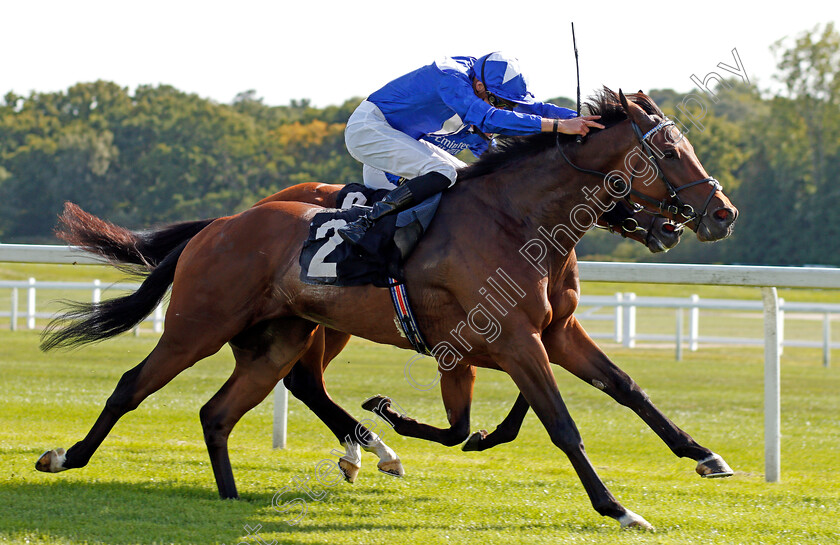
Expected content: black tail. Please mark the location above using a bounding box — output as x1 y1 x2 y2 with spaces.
56 202 215 272
40 240 189 351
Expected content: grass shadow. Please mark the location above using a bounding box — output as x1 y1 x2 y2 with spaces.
0 480 269 545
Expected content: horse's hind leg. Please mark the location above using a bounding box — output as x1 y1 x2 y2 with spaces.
200 318 319 499
462 393 530 452
362 363 475 448
36 328 227 474
284 327 402 481
544 317 733 478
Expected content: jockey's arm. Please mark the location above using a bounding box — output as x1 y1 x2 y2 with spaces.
513 100 605 137
542 115 604 136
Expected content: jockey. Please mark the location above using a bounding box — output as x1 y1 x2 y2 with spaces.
338 51 604 245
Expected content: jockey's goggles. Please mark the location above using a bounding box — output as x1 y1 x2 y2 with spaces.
487 93 516 111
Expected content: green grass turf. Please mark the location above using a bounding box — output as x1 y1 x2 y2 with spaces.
1 325 839 544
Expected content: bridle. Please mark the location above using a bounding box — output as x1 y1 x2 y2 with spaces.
627 118 723 227
595 199 681 249
558 116 723 228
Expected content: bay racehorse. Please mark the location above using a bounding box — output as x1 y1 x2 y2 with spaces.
37 89 737 529
50 179 683 482
250 182 688 460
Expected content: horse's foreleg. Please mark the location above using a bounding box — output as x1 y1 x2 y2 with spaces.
493 334 652 529
462 393 529 452
284 327 403 481
362 363 475 448
544 317 732 478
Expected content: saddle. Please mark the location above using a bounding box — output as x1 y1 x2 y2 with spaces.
299 184 441 287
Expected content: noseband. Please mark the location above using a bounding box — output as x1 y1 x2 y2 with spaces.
596 200 678 249
598 201 648 235
557 117 723 228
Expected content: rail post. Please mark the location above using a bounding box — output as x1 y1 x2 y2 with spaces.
689 294 700 351
10 288 18 331
153 303 164 333
778 297 785 355
614 292 623 343
761 287 781 483
27 277 36 330
273 383 289 449
622 292 636 348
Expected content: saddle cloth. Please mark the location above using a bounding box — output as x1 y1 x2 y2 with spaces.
299 183 441 287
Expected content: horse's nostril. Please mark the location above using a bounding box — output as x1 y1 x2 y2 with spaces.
714 208 731 222
663 223 676 233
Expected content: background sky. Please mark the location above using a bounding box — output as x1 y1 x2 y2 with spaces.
2 0 835 108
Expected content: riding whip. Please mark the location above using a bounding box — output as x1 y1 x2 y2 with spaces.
572 22 582 144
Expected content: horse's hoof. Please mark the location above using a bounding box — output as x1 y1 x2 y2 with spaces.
618 510 655 531
35 448 68 473
361 395 390 412
338 458 360 483
461 430 488 452
377 459 404 478
696 453 734 478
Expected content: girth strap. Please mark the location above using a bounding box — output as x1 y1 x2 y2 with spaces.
388 278 433 356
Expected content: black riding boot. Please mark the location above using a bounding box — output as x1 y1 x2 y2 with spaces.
338 171 451 246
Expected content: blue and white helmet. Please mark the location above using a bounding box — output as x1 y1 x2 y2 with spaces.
477 52 535 104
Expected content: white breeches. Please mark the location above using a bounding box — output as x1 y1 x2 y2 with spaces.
345 100 467 190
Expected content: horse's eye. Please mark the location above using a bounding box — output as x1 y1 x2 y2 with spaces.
663 149 677 159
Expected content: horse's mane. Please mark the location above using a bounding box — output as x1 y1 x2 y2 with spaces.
458 86 663 182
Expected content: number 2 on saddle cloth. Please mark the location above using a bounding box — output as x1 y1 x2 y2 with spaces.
298 183 442 288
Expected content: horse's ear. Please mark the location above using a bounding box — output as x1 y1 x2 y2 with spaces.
619 89 630 111
620 88 646 122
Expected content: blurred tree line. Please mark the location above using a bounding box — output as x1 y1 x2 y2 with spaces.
1 24 837 265
578 23 840 265
0 85 361 238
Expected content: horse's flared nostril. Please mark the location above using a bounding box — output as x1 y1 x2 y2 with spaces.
661 222 683 235
713 207 737 225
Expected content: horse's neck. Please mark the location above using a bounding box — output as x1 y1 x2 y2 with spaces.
438 126 636 284
478 127 636 236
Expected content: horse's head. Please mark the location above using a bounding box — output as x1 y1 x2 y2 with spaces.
598 200 683 253
618 90 738 242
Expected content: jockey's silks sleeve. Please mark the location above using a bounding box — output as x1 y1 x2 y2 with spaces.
368 56 577 141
